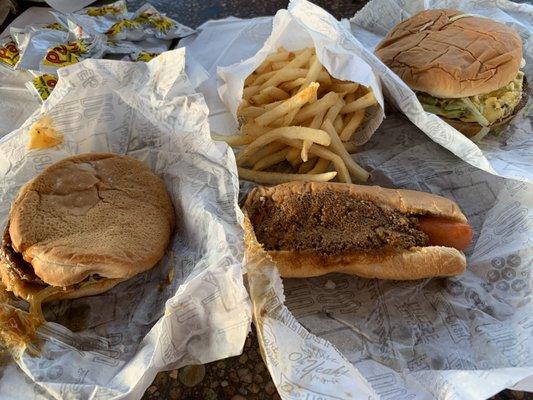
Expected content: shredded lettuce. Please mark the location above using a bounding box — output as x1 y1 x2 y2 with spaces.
417 71 524 125
461 98 490 126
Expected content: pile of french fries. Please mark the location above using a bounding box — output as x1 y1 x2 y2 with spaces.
213 47 378 185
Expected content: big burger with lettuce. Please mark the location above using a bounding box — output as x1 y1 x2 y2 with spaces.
375 9 528 138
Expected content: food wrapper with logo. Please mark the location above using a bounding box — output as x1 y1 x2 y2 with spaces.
10 22 69 58
26 72 58 101
104 37 170 55
217 0 384 146
13 28 71 71
132 3 196 40
0 35 20 71
122 49 161 62
244 113 533 398
348 0 533 182
9 28 28 52
0 48 252 398
184 0 533 398
61 2 194 42
51 0 128 37
39 34 107 73
81 0 127 17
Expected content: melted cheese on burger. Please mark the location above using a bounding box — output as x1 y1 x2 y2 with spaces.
417 71 525 126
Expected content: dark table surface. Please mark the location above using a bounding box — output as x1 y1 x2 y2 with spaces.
3 1 532 399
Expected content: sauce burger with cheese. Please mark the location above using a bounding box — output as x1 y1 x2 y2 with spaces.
0 153 175 318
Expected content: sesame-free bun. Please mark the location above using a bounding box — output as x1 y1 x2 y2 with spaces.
7 153 175 288
375 9 523 98
268 246 465 280
244 182 468 280
245 181 467 223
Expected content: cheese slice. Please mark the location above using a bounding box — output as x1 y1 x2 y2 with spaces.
27 116 63 150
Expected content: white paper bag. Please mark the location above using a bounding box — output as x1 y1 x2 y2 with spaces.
217 0 385 146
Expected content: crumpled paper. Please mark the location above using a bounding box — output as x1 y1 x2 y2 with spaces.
14 28 71 71
248 112 533 399
349 0 533 182
43 0 97 14
217 0 384 146
0 48 251 399
182 0 533 398
0 68 41 138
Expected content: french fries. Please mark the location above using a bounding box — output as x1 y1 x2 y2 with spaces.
238 168 337 185
213 47 378 184
255 83 319 126
236 126 331 165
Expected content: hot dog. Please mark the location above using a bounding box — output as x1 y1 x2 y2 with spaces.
417 216 473 251
243 181 472 280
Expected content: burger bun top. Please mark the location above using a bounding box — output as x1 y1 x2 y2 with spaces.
375 9 523 98
8 153 175 287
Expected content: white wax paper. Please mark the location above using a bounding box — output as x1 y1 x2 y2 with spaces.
217 0 384 146
249 112 533 399
0 69 40 138
182 0 533 398
44 0 97 14
349 0 533 182
0 48 251 399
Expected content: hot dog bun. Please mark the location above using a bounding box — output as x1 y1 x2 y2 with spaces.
267 247 465 280
243 181 469 280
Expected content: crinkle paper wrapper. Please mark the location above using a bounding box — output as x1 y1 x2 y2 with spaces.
349 0 533 182
183 0 533 398
217 0 384 146
0 48 251 399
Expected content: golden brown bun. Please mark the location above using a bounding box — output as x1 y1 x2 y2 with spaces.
244 181 468 280
268 247 466 279
8 153 175 287
245 181 467 223
375 9 523 98
0 261 126 302
441 78 529 137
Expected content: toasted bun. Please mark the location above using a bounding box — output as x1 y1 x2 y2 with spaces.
0 261 125 302
441 78 530 137
245 181 467 222
7 153 175 287
375 9 523 98
268 247 466 279
244 181 468 280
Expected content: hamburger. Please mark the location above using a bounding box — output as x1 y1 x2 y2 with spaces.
374 9 528 138
243 182 473 280
0 153 175 315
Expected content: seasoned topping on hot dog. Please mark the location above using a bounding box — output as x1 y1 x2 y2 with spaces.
248 190 429 254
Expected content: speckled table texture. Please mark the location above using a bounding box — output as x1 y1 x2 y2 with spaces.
5 1 532 399
140 326 531 400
